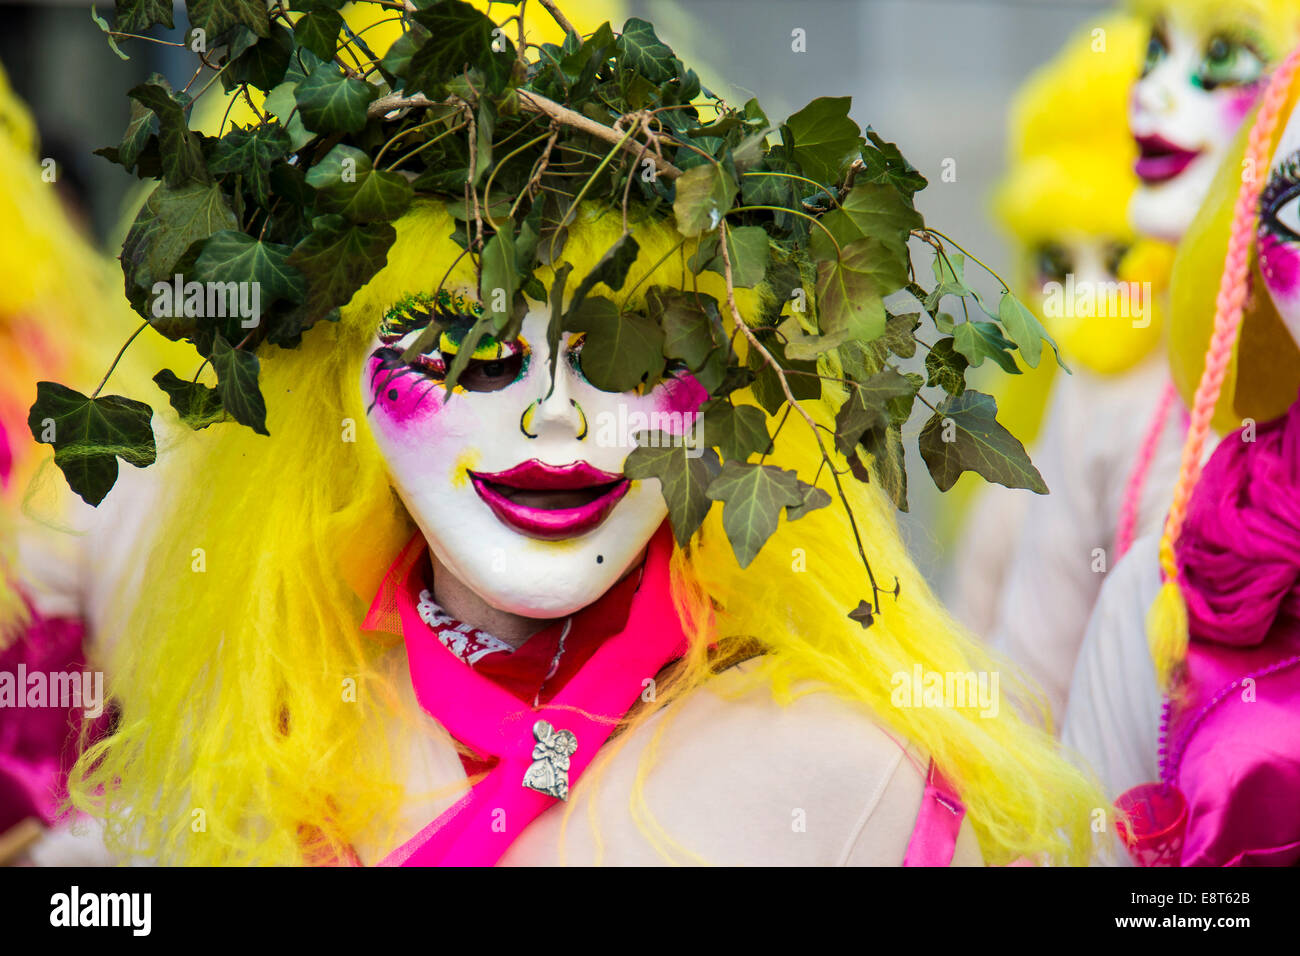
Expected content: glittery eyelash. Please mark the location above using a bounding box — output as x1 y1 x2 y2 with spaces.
1259 150 1300 242
378 290 485 344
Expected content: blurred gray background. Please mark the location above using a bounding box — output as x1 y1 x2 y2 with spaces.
0 0 1120 582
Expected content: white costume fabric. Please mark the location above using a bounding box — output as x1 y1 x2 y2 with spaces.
969 355 1185 725
358 660 984 867
1060 532 1163 799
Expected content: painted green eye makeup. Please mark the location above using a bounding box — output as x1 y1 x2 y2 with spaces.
1193 32 1265 91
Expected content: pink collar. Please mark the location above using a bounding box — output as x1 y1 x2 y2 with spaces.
376 523 687 866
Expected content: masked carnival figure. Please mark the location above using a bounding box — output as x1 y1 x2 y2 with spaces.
949 13 1170 640
39 3 1104 866
976 0 1300 726
1064 44 1300 866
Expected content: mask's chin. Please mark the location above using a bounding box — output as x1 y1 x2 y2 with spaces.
1129 172 1201 244
425 534 646 620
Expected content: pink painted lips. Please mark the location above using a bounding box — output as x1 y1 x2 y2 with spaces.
468 459 630 540
1134 134 1202 185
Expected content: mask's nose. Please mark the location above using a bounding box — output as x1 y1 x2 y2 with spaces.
1133 71 1176 117
521 359 588 440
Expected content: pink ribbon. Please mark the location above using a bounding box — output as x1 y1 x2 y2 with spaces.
379 523 687 866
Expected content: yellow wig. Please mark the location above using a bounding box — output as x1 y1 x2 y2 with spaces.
993 12 1169 402
72 199 1104 866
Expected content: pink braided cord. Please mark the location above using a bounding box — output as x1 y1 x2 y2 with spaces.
1116 379 1181 559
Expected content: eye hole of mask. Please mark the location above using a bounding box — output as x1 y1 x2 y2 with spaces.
458 352 528 392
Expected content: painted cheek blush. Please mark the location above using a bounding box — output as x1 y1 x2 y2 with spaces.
1259 231 1300 304
655 372 709 428
1218 84 1262 131
367 349 448 427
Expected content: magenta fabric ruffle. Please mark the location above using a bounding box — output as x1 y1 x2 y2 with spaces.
0 598 93 836
1169 395 1300 866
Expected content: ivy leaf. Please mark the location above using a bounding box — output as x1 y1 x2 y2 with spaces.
617 17 674 83
882 311 920 359
653 288 719 370
703 400 772 461
998 290 1067 372
227 24 293 92
786 481 831 521
293 9 343 61
294 62 378 134
778 316 849 361
953 320 1020 374
127 76 208 188
688 226 769 288
918 390 1046 494
442 315 491 395
862 422 908 511
704 460 804 568
927 250 969 310
92 6 131 60
859 128 928 196
832 182 923 263
673 164 736 236
263 79 313 151
113 0 174 33
624 438 720 546
26 382 156 506
545 261 574 399
568 233 640 315
288 216 396 327
479 226 521 333
122 181 238 317
380 25 428 83
784 96 863 186
209 334 268 435
305 144 413 223
152 369 225 430
566 297 665 392
208 123 291 208
816 237 906 342
924 337 968 396
409 0 502 98
833 368 916 455
848 600 875 629
194 230 307 315
187 0 270 39
99 97 154 171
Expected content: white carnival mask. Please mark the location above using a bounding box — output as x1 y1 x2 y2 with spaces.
361 289 707 619
1258 99 1300 347
1130 11 1268 242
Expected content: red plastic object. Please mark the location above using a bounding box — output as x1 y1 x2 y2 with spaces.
1115 783 1187 866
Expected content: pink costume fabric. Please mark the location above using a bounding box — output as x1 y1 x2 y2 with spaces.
0 596 96 836
1157 393 1300 865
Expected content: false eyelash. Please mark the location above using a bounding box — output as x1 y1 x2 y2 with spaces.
1259 150 1300 242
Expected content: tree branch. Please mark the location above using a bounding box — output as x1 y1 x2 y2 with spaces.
367 89 683 179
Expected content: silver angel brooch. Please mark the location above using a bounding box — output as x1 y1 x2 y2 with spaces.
521 719 579 801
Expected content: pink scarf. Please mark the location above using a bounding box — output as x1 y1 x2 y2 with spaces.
377 523 688 866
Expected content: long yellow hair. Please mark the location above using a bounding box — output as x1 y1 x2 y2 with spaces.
72 201 1103 865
